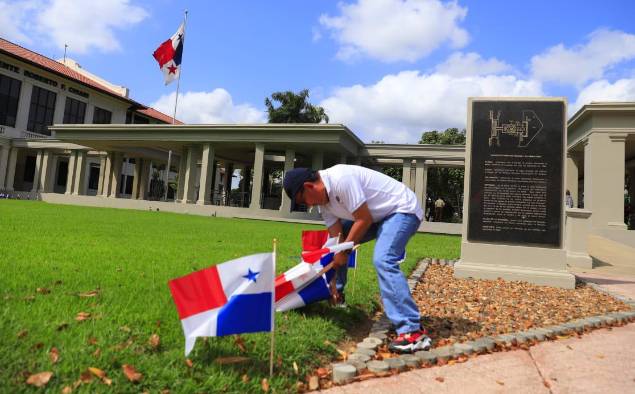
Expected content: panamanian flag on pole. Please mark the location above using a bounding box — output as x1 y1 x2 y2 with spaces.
153 22 184 85
275 239 354 312
168 253 274 356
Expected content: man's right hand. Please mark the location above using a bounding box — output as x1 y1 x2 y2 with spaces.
333 251 349 268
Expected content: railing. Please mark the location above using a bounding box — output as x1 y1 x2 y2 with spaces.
0 126 5 135
21 131 47 139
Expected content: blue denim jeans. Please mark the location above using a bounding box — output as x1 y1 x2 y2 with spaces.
337 213 422 334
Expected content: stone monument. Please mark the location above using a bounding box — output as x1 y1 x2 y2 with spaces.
455 97 575 288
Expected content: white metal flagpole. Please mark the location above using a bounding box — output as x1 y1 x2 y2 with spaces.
165 10 188 201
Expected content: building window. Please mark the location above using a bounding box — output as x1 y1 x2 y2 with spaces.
63 97 86 124
92 107 112 124
0 74 21 127
27 85 56 135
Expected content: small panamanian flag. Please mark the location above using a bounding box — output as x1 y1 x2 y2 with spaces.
153 22 184 85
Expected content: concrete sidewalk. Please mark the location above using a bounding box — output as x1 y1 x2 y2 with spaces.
324 271 635 393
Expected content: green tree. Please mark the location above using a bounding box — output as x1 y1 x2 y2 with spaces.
419 128 466 222
265 89 329 123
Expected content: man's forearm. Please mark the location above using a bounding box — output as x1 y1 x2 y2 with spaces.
344 218 372 245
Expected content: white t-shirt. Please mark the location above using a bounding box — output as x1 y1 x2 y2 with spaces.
318 165 423 227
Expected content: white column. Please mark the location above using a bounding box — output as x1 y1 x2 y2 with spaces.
176 150 187 202
109 152 122 198
197 144 215 205
182 146 198 204
312 151 323 170
73 151 86 195
0 145 9 189
97 155 106 196
628 166 635 230
566 152 579 208
15 80 33 132
138 159 150 200
131 158 141 200
65 151 77 195
53 92 67 125
402 159 412 189
5 147 18 191
415 159 427 212
31 150 43 193
40 150 54 192
249 143 265 210
584 133 627 230
280 149 295 212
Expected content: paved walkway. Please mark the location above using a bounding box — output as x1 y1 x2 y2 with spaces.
324 269 635 394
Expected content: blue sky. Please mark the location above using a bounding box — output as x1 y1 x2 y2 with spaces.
2 0 635 143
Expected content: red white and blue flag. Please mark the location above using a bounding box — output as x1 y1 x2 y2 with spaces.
275 237 354 312
168 253 274 356
153 22 185 85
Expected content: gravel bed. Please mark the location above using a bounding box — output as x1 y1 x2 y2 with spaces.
412 265 631 348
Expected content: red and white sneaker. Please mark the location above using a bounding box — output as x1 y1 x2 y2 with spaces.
388 329 432 353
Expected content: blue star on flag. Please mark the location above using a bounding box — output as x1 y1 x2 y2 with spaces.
243 268 260 283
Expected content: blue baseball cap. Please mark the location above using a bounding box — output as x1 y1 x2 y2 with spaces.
283 168 317 201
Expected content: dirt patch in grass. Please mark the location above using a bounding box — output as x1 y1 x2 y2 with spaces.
412 265 631 348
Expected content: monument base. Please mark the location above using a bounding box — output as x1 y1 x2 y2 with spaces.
456 242 576 289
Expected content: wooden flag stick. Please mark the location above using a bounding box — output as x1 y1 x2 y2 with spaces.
351 245 359 301
269 238 278 379
270 238 277 377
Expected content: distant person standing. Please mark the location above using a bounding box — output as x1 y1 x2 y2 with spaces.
565 190 574 208
434 197 445 221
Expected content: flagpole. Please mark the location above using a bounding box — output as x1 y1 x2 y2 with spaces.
270 238 277 377
165 9 188 201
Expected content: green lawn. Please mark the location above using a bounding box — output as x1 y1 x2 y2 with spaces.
0 200 460 392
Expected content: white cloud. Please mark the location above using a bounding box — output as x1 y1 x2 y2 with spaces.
320 70 543 143
151 89 266 124
319 0 468 63
572 78 635 113
531 29 635 86
0 0 147 54
435 52 512 77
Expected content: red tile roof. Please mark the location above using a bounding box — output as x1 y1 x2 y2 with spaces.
137 107 184 125
0 37 181 125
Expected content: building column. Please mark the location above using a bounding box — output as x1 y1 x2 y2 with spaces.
31 150 43 193
109 152 122 198
312 151 323 170
73 151 86 195
628 166 635 230
566 152 580 208
182 146 198 204
249 143 265 210
402 159 412 189
15 80 33 132
131 158 141 199
97 155 107 196
584 133 627 230
138 159 150 200
39 150 54 192
280 149 295 212
53 92 67 125
5 147 18 191
0 145 9 189
197 144 215 205
65 151 77 195
176 151 187 202
415 159 427 212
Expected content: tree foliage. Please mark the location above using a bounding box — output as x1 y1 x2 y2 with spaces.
265 89 329 123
